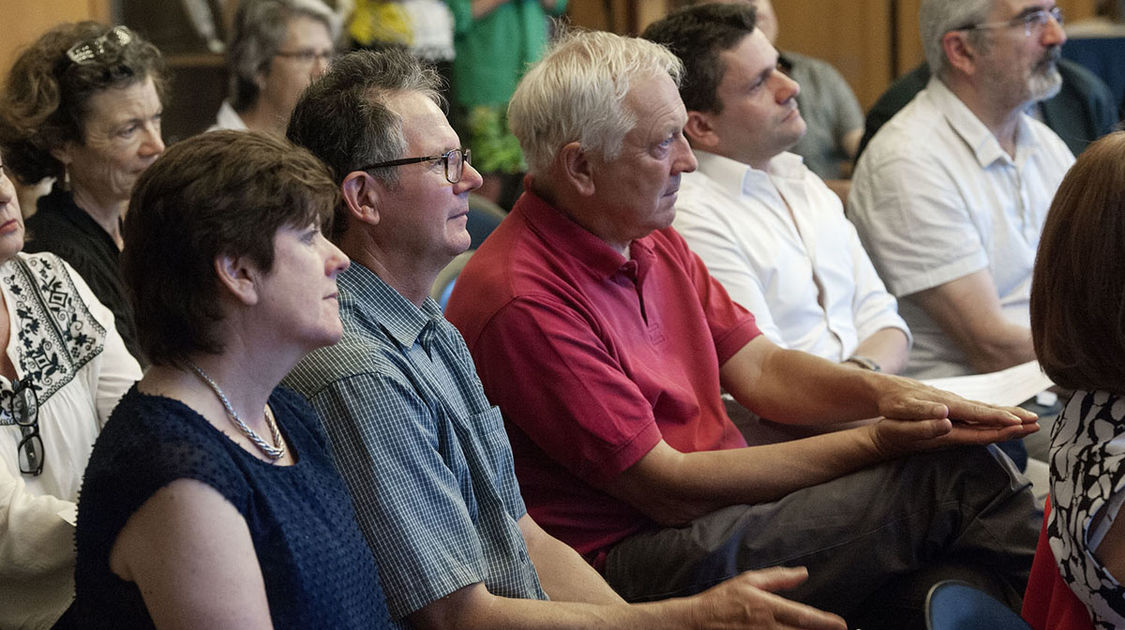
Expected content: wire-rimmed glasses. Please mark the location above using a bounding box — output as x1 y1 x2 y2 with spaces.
359 148 472 184
6 377 41 476
960 6 1063 38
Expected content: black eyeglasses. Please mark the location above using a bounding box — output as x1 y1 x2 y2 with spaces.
359 148 472 184
959 6 1063 38
6 377 41 476
274 49 336 65
66 25 134 65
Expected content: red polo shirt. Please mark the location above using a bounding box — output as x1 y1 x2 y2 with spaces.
446 188 759 565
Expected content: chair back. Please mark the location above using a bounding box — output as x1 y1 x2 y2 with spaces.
431 249 475 310
926 580 1032 630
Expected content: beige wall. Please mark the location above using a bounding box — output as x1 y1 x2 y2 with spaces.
0 0 111 82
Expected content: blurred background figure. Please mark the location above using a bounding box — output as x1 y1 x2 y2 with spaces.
1031 130 1125 630
747 0 864 183
0 155 141 629
71 131 393 628
446 0 568 209
213 0 339 134
347 0 456 109
0 22 167 363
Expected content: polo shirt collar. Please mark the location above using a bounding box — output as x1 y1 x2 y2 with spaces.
519 186 653 279
338 261 442 349
928 76 1035 169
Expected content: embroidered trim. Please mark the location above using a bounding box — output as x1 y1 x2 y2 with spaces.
0 254 106 408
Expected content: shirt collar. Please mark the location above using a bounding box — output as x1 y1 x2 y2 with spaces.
927 76 1035 169
338 261 443 349
517 185 654 280
693 150 806 197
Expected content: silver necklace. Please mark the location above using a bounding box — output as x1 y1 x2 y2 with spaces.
188 362 285 460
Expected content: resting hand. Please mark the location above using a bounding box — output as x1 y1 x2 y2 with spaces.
873 374 1037 428
868 415 1039 457
687 567 847 629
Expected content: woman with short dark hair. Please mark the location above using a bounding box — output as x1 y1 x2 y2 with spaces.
71 130 392 628
0 22 168 362
1031 130 1125 628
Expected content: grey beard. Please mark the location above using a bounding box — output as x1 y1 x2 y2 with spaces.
1028 63 1063 103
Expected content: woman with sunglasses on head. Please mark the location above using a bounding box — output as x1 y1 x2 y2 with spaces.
0 22 167 364
0 160 141 626
70 130 392 628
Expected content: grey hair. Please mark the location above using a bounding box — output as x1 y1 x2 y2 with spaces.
286 49 443 239
509 29 683 175
227 0 339 111
920 0 995 77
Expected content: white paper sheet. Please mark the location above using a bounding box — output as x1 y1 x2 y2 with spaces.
921 360 1054 407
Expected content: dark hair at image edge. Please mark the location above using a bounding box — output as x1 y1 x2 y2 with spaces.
1031 131 1125 394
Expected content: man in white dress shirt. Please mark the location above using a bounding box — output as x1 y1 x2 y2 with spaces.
849 0 1075 379
645 3 911 375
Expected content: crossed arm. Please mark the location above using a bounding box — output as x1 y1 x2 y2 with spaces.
909 269 1036 374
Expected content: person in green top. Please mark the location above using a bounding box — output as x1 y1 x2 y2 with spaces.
446 0 567 208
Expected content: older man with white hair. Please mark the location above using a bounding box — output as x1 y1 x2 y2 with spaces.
850 0 1075 380
447 26 1042 630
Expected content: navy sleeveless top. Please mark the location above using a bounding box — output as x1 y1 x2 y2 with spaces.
72 385 393 628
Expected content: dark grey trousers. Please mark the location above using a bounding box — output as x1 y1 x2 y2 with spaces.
603 445 1038 630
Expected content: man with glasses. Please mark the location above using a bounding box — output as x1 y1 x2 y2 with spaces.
282 49 846 630
850 0 1076 381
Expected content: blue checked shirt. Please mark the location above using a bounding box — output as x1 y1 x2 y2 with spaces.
284 263 545 623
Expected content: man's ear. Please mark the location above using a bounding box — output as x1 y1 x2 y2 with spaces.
341 171 382 227
213 253 260 307
557 141 595 196
942 31 977 77
685 110 719 152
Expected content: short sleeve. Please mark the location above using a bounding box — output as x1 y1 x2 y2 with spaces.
849 151 989 297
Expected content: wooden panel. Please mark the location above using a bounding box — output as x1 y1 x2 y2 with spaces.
568 0 670 34
0 0 112 82
773 0 893 110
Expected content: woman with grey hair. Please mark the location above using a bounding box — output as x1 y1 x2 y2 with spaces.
211 0 339 134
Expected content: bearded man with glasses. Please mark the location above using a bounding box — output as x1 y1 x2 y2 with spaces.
851 1 1076 382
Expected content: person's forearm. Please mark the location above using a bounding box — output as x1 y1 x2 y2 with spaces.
601 429 887 526
0 482 76 581
411 572 846 630
960 323 1036 374
848 327 910 375
731 345 884 425
519 516 624 605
